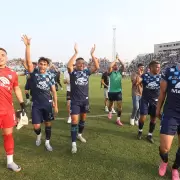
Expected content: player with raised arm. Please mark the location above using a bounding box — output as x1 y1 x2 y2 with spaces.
0 48 25 172
137 60 161 143
67 44 99 154
21 35 58 152
157 64 180 179
107 54 125 126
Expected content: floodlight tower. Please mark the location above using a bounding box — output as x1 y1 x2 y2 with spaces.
112 26 116 61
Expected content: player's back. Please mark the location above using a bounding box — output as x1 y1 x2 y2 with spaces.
0 67 18 113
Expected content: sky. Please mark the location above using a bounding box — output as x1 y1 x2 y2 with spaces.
1 0 180 63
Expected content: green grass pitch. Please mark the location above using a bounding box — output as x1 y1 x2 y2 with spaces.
0 75 178 180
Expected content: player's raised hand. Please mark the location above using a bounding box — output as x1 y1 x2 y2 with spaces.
90 44 96 56
74 43 78 54
21 35 31 46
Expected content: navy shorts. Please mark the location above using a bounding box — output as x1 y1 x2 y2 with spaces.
140 98 157 117
160 114 180 135
25 79 31 90
70 100 89 115
108 92 122 101
32 104 54 124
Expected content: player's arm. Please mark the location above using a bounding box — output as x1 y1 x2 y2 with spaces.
21 59 28 70
89 45 99 74
108 60 117 74
51 85 58 113
135 76 143 86
67 44 78 73
101 75 108 88
156 80 167 119
21 35 34 73
116 56 125 72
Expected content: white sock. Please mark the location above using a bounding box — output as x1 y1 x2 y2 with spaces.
139 129 143 132
117 117 120 121
37 133 41 141
45 140 50 144
72 142 76 146
7 155 13 165
148 133 152 136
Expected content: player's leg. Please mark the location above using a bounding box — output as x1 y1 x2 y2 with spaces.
2 111 21 172
67 93 71 123
104 89 109 112
43 105 54 151
25 80 30 105
159 115 177 177
138 98 148 139
32 106 43 146
70 102 80 153
116 92 123 126
108 92 114 119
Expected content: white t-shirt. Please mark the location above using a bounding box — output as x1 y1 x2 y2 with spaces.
64 71 71 92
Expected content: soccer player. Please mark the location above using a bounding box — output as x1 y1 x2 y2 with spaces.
21 35 58 151
137 60 161 143
156 64 180 179
107 55 125 126
0 47 25 172
101 70 116 113
130 63 144 126
63 68 71 123
67 44 99 154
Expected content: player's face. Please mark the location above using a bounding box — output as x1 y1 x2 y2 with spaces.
38 61 49 73
76 60 85 71
113 63 118 71
151 64 161 74
0 50 7 67
138 66 144 74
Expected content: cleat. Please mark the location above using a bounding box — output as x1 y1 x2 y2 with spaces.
147 135 154 144
105 106 109 112
7 162 21 172
172 169 180 180
67 117 71 124
116 120 123 126
36 133 42 146
130 118 135 126
135 120 139 126
159 161 168 177
77 134 86 143
71 144 77 154
108 112 112 120
45 143 53 152
137 131 142 140
112 108 116 114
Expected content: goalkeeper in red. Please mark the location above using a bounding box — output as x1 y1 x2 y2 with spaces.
0 48 25 172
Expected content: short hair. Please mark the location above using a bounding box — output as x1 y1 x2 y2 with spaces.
76 57 84 62
149 60 160 67
137 63 144 68
0 48 7 54
38 57 50 65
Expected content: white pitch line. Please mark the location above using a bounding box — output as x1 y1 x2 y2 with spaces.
55 112 131 120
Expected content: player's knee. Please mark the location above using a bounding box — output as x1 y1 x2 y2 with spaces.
34 124 41 129
45 121 51 127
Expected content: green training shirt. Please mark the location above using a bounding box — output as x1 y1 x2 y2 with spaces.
108 71 122 92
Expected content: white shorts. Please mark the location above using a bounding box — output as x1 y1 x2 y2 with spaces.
104 88 108 99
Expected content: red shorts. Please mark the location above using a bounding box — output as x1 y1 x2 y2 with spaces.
0 109 16 129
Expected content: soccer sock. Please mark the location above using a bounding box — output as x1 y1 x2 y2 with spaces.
78 120 85 134
138 122 144 132
149 121 156 135
34 128 41 135
45 126 51 141
3 134 14 164
26 93 30 99
172 148 180 169
159 147 168 163
71 124 78 142
117 111 121 121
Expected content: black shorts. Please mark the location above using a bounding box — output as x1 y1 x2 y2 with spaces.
108 92 122 101
70 100 89 115
66 91 71 101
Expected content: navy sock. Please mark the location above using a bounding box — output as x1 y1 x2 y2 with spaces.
149 122 156 134
71 124 78 142
34 128 41 135
78 120 85 134
173 148 180 169
45 126 51 140
159 147 168 163
26 93 30 99
117 111 121 117
139 122 144 131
